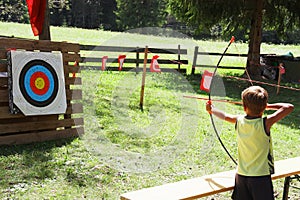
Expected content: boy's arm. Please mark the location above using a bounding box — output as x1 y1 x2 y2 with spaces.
265 103 294 130
206 101 238 124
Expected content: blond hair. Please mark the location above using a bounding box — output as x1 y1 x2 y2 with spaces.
242 86 268 115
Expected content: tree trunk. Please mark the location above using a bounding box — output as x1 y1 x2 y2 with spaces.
39 0 51 40
246 0 263 79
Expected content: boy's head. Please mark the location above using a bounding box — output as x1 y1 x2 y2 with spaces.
241 86 268 116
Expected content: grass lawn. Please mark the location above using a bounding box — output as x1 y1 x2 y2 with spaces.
0 22 299 199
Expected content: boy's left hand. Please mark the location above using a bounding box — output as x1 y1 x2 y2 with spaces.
206 100 212 114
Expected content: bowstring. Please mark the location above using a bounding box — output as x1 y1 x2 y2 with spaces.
209 38 237 165
233 43 253 86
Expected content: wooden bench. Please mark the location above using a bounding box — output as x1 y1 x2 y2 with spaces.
120 157 300 200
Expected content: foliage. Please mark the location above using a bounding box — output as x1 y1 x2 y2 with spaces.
115 0 168 31
0 0 29 23
1 0 300 43
169 0 300 41
264 1 300 38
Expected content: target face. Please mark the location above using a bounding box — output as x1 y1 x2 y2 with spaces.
20 60 59 107
8 51 67 116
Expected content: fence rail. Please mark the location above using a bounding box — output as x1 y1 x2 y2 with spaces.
79 44 188 73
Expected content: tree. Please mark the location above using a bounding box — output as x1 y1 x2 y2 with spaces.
115 0 168 31
0 0 29 23
69 0 102 29
49 0 71 26
101 0 117 30
169 0 300 78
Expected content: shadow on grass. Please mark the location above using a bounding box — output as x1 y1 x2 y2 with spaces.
0 138 75 156
0 138 76 187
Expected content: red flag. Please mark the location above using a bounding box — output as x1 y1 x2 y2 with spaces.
102 56 108 71
200 70 213 92
230 36 235 44
26 0 46 36
150 55 161 73
279 64 285 74
118 55 126 71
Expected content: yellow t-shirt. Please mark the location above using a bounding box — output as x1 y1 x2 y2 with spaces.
236 116 274 176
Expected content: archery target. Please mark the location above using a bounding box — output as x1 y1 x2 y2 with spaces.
8 51 67 116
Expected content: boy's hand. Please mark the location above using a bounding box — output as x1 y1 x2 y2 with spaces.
206 100 238 124
206 100 212 114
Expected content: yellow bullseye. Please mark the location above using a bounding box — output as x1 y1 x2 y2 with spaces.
35 77 45 90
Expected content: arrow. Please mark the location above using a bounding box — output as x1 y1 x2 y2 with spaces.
183 95 242 105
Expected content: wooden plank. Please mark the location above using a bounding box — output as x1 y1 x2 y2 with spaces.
195 65 245 70
0 50 6 59
120 157 300 200
148 48 187 55
66 103 83 114
0 63 7 72
0 115 58 124
67 64 81 74
79 45 188 55
81 66 186 73
0 106 23 119
66 89 82 100
80 45 137 52
63 53 81 62
197 52 248 57
0 118 83 135
0 77 7 87
0 127 83 146
0 103 83 119
82 57 188 65
0 88 83 102
0 37 80 53
272 157 300 179
65 77 82 85
0 95 8 103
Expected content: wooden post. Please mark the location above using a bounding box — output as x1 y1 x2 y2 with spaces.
39 0 51 40
177 44 181 71
136 46 139 73
192 46 199 74
282 176 291 200
276 63 284 95
139 46 148 111
276 70 281 95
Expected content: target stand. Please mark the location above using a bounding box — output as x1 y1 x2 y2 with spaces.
8 51 67 116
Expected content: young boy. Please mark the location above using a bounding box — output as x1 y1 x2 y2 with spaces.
206 86 294 200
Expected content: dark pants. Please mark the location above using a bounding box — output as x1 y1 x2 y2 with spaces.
232 174 274 200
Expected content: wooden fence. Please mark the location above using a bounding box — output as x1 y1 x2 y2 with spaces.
80 44 188 73
0 37 83 145
191 46 248 74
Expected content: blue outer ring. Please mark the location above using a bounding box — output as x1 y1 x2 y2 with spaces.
23 65 54 102
19 59 59 107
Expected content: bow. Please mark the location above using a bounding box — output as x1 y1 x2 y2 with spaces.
208 36 237 165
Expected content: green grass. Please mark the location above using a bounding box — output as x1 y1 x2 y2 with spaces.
0 22 299 199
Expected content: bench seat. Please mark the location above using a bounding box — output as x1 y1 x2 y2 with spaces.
120 157 300 200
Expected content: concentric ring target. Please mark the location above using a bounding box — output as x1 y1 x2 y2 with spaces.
19 60 59 107
8 50 67 116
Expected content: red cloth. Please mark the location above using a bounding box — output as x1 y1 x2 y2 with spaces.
118 55 126 71
150 55 161 72
102 56 108 71
200 70 213 92
26 0 46 36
